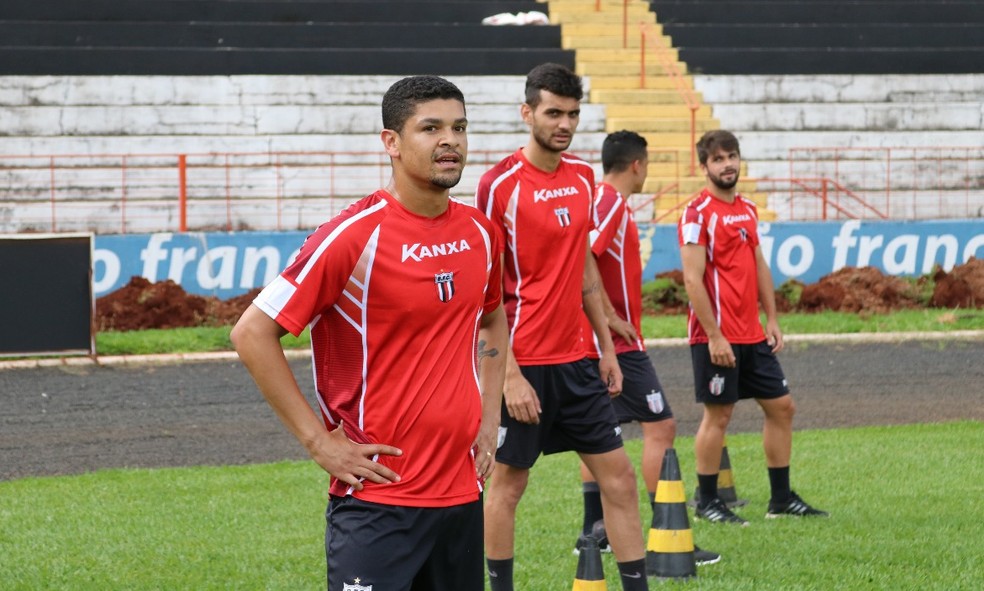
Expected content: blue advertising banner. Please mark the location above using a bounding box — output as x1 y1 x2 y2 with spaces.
93 232 306 300
641 218 984 286
92 220 984 298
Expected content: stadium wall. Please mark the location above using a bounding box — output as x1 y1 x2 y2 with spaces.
92 220 984 299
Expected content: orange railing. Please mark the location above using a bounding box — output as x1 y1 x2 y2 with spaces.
0 150 596 234
2 146 979 233
788 146 984 220
753 177 889 221
638 22 700 175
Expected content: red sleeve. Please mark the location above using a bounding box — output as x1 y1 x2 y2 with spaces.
591 184 625 257
475 171 506 254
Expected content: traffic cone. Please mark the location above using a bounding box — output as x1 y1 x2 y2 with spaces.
646 448 696 580
572 534 607 590
691 438 749 508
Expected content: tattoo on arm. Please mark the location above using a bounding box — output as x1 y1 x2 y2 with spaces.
582 280 600 297
478 339 500 360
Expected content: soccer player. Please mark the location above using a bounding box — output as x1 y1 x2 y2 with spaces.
231 75 508 590
679 129 828 525
478 63 650 591
577 130 720 566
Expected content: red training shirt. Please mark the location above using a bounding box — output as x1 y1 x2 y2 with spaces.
583 182 646 357
254 190 502 507
476 148 595 364
677 189 766 345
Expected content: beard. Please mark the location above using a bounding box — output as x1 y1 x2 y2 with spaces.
532 126 572 154
708 169 739 191
430 170 463 189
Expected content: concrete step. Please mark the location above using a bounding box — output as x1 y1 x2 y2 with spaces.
591 89 704 104
551 10 653 24
694 74 984 104
0 75 536 107
761 188 978 222
746 158 984 192
560 21 664 37
563 34 668 49
605 117 718 133
713 103 983 132
587 74 689 90
576 48 683 64
0 132 610 159
0 103 607 136
724 131 984 161
607 104 713 118
577 61 685 77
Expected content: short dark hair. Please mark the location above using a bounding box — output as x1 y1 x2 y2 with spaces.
696 130 740 165
524 63 583 108
381 76 465 133
602 130 648 174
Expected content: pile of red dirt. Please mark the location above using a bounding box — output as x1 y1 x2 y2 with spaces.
930 257 984 308
96 259 984 331
796 266 926 314
95 276 261 332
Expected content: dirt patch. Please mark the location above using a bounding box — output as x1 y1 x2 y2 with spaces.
95 276 260 331
96 260 984 331
797 266 925 314
930 258 984 308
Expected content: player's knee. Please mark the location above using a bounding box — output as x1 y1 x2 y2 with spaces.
488 467 529 506
598 462 638 502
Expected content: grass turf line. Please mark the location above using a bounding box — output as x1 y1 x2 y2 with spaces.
1 421 981 590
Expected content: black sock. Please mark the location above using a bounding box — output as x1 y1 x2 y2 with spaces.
617 559 648 591
581 481 603 535
768 466 791 503
697 472 719 506
487 557 513 591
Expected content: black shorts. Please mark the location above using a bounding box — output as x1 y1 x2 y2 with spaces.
691 340 790 405
326 496 483 591
496 358 624 469
590 351 674 424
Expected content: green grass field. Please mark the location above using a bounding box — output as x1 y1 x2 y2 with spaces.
89 309 984 356
2 422 981 590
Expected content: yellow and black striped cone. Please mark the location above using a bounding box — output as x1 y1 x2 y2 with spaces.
572 534 607 590
692 438 749 508
646 448 697 580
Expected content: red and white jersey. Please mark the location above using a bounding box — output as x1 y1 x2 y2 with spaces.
476 148 595 364
583 182 645 357
677 189 765 345
254 190 501 508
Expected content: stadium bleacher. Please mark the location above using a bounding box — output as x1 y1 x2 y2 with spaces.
0 0 981 232
647 0 984 74
0 0 573 75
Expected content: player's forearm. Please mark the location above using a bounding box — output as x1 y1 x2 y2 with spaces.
756 251 779 323
687 285 724 339
478 307 508 421
232 306 326 451
583 251 618 354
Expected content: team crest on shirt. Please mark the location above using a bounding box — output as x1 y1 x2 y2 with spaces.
738 227 749 242
435 270 455 303
554 206 571 227
343 579 371 591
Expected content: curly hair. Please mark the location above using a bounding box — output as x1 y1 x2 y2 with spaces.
524 63 583 108
381 76 465 133
696 130 740 165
